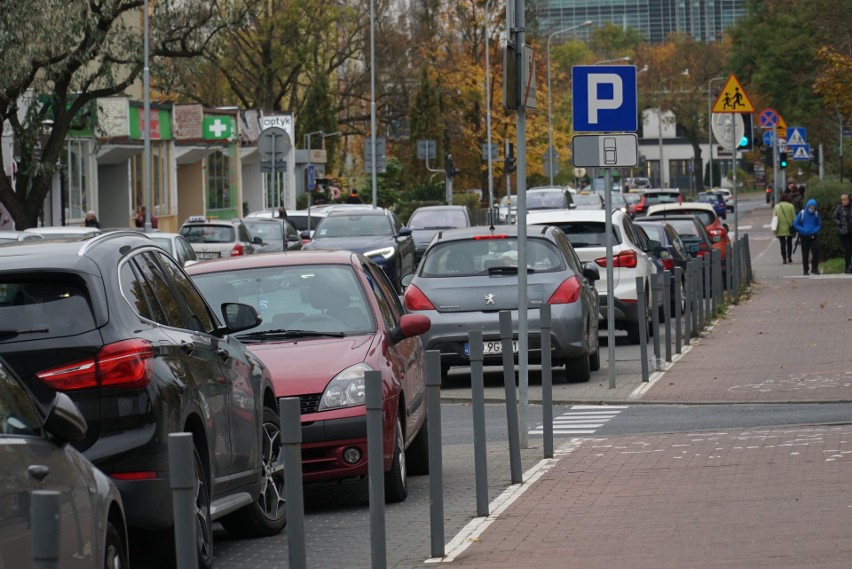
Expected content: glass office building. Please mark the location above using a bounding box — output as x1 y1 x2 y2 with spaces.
536 0 748 43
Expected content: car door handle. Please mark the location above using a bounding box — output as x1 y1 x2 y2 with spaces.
28 464 50 482
180 340 195 355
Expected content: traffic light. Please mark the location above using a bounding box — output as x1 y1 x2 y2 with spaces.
811 147 820 166
762 146 774 166
505 154 516 174
737 113 754 151
779 151 788 169
445 154 459 178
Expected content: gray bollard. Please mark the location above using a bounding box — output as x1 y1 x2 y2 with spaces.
365 370 387 568
499 311 523 485
703 253 712 323
697 256 705 329
732 241 740 297
663 270 672 363
168 433 199 569
683 263 693 342
674 266 683 354
650 282 661 370
715 249 723 307
540 305 554 458
425 352 445 557
636 277 649 382
744 234 753 284
725 243 733 295
279 398 306 569
466 336 489 517
31 490 60 569
709 250 718 316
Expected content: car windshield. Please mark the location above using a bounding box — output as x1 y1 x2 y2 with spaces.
635 223 665 243
180 225 236 243
698 194 721 203
645 193 680 205
526 191 565 210
285 214 322 232
419 237 564 277
408 209 467 229
315 215 393 237
191 264 376 335
244 221 283 241
541 221 622 248
572 194 603 208
0 277 97 342
149 237 174 253
663 219 703 239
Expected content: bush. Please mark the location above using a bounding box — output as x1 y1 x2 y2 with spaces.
802 178 852 259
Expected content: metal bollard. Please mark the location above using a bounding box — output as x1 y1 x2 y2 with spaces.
674 266 683 354
169 433 199 569
279 398 306 569
744 234 753 284
424 352 445 558
499 311 523 485
703 253 712 323
663 270 672 363
636 277 649 382
540 305 554 458
725 243 733 295
697 256 705 329
683 263 693 342
709 250 718 316
365 370 387 568
467 335 490 517
31 490 60 569
732 241 740 297
650 282 661 370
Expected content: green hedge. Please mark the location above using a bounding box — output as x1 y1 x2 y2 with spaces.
803 178 852 259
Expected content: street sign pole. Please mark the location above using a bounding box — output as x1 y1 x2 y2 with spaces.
604 167 615 388
730 116 738 243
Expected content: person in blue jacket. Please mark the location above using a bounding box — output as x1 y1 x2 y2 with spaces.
792 198 822 275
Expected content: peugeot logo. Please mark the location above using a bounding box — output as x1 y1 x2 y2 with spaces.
484 293 495 305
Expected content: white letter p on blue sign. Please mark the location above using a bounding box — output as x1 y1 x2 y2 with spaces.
572 66 638 133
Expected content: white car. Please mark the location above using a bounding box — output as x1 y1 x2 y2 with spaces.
498 195 517 224
715 188 735 211
528 208 658 344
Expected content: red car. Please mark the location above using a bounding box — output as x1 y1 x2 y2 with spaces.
628 189 683 217
187 250 431 502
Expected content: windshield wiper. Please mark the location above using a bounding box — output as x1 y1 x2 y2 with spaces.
0 328 49 340
237 328 345 340
486 266 535 275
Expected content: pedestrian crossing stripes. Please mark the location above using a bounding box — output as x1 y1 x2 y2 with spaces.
530 405 627 436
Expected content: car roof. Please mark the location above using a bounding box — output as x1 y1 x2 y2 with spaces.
185 249 359 275
324 208 388 218
0 231 153 269
181 217 244 227
526 209 623 224
28 226 102 234
646 202 715 215
411 205 468 212
431 224 551 243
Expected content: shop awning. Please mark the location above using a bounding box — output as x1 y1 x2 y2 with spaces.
97 144 142 165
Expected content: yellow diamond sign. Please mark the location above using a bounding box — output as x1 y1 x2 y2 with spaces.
712 74 755 113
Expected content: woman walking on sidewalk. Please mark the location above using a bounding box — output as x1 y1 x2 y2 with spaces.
773 193 796 264
792 198 822 275
832 193 851 273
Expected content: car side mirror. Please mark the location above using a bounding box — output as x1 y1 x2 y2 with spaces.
722 223 730 232
287 234 300 242
43 392 88 445
398 227 412 238
252 236 263 245
219 302 262 334
299 231 311 241
645 239 661 253
582 262 600 282
389 313 431 344
400 273 415 288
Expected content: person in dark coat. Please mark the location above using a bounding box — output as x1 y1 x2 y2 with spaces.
345 190 363 204
833 193 852 274
792 198 822 275
84 211 101 228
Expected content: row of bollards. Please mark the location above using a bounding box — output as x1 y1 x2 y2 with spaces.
28 238 756 569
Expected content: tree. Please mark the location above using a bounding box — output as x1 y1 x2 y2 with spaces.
0 0 222 229
300 73 339 171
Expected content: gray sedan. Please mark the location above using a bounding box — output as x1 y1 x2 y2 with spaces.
401 225 601 382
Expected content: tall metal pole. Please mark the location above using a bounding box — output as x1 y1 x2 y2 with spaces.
707 77 724 190
143 0 152 232
485 0 495 214
370 0 378 209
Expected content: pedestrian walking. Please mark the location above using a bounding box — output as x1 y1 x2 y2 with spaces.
832 193 852 273
84 211 101 228
789 184 803 213
772 193 796 264
792 198 822 275
345 189 363 204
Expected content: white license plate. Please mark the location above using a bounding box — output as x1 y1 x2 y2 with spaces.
197 252 219 259
483 340 518 355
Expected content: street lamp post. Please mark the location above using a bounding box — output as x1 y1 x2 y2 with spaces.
657 69 689 188
484 0 495 220
143 0 152 232
707 76 725 190
594 56 631 65
546 20 593 185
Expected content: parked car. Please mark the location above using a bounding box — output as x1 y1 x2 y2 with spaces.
571 193 605 210
625 177 651 190
26 226 102 240
629 189 683 217
0 230 44 243
527 209 658 344
248 208 331 240
0 356 129 569
498 195 517 223
634 219 692 308
0 233 284 568
611 192 640 215
243 217 303 253
715 188 735 211
148 231 199 267
636 215 714 260
187 250 431 502
402 224 601 381
302 208 415 291
696 191 728 219
407 205 472 263
525 186 575 211
645 202 731 265
179 216 259 259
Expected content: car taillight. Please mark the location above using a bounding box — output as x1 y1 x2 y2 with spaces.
708 227 726 243
404 284 436 310
661 257 675 271
36 339 154 391
110 471 158 481
231 243 245 256
595 250 637 268
547 276 582 304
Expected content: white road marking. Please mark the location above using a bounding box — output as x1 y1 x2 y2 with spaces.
530 405 626 436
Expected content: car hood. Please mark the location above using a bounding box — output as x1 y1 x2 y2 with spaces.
305 235 395 254
245 335 375 396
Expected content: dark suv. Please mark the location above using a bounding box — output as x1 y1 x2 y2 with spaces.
0 233 285 568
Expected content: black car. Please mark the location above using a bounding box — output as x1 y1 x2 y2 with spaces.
302 208 416 291
634 219 692 308
407 205 471 264
0 233 285 568
636 215 713 260
243 217 303 253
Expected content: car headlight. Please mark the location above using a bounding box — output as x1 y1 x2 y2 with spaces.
364 246 395 259
319 363 373 411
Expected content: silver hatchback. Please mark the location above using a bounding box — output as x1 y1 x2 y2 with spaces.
402 225 601 382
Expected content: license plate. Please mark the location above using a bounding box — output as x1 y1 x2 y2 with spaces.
464 340 519 356
197 252 219 259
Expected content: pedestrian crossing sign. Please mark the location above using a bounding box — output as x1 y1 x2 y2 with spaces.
792 145 810 160
712 74 755 113
786 127 807 146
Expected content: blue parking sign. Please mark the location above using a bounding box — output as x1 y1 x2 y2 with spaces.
572 66 638 133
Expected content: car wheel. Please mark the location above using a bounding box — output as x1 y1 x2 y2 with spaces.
406 418 430 476
104 521 128 569
588 346 601 372
220 406 287 538
384 416 408 503
193 446 214 569
565 354 591 382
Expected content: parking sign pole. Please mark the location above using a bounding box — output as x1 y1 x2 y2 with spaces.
605 167 616 388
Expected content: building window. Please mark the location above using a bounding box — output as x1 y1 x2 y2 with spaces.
63 139 91 224
132 141 172 216
206 149 232 210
